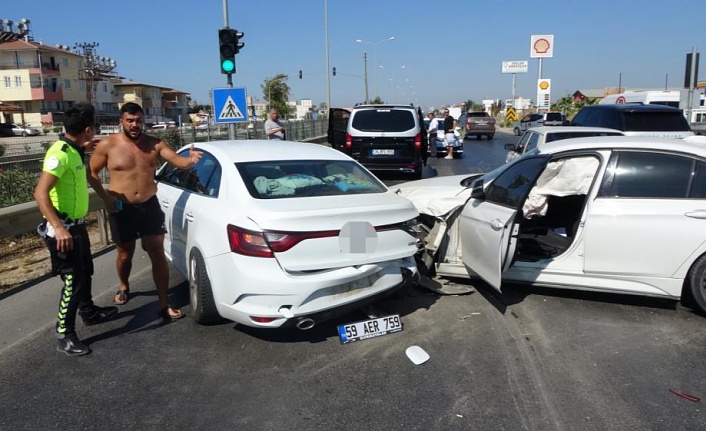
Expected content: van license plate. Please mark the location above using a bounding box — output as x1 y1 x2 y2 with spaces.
338 314 403 344
372 149 395 156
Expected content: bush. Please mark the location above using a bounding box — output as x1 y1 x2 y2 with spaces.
152 129 185 151
0 168 37 207
52 126 62 133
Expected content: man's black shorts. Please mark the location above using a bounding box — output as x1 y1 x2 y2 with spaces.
108 195 167 244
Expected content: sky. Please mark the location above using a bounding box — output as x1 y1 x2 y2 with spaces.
2 1 705 110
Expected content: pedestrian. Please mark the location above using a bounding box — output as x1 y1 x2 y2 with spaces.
33 102 118 356
265 109 286 140
427 112 439 157
88 102 202 323
443 109 457 159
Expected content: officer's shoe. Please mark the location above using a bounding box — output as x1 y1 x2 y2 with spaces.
57 333 91 356
81 306 119 326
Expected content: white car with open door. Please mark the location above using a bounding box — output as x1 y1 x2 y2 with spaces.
156 140 421 329
394 136 706 315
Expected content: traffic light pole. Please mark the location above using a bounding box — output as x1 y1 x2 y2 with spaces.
222 0 236 140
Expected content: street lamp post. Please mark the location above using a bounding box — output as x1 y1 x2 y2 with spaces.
355 36 394 100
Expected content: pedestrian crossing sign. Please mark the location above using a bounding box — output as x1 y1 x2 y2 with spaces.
212 87 248 123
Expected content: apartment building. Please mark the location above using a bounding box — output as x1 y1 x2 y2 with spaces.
0 39 190 129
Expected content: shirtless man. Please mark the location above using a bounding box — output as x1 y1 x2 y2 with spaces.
88 102 202 322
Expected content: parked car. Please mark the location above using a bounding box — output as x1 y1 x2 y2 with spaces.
423 118 464 158
464 111 496 140
155 140 421 328
513 112 568 135
394 135 706 315
571 104 694 138
328 104 427 179
0 123 14 137
10 124 41 137
505 126 624 162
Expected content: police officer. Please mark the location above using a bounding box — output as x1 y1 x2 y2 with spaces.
34 103 117 356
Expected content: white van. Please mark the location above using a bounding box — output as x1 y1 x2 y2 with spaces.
600 90 680 108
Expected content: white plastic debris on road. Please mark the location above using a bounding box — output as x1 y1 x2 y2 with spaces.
406 345 430 365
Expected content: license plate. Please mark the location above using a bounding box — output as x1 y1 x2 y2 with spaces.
338 314 403 344
371 149 395 156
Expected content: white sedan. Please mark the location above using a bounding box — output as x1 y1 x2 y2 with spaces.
395 136 706 314
156 140 420 329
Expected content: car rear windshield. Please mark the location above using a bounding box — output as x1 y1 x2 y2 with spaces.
467 112 489 118
351 109 416 132
238 160 387 199
623 112 691 131
545 113 563 121
545 131 623 143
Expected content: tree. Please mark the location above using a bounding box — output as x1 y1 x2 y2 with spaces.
262 74 292 118
490 100 504 117
369 96 385 104
551 94 600 120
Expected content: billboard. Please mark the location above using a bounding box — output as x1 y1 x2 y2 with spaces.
501 61 529 74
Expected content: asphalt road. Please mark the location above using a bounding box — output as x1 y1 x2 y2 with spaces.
1 130 705 431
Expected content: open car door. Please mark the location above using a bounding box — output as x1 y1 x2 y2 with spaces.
458 156 551 291
327 108 350 153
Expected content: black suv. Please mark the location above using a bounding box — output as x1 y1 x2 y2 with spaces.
571 104 693 138
328 104 427 179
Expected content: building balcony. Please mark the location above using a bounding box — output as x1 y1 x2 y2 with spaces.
30 87 63 101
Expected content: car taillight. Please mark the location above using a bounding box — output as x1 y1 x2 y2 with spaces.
414 133 422 149
346 132 352 149
227 224 340 257
227 225 274 257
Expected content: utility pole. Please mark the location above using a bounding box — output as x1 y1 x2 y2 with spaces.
73 42 117 110
363 52 369 103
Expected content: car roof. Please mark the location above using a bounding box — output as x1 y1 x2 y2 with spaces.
538 135 706 157
352 104 416 110
524 126 624 135
185 140 353 163
579 104 683 112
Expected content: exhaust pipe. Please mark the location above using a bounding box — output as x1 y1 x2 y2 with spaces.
296 318 315 330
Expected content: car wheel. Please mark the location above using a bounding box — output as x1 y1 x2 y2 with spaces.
488 134 494 140
686 254 706 315
21 131 27 137
189 249 221 324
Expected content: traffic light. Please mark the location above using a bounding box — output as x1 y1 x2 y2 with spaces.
218 28 245 74
332 67 336 76
299 70 302 79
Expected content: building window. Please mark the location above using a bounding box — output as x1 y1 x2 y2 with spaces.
77 60 82 69
4 76 10 88
79 81 85 91
14 76 22 87
62 58 68 67
64 79 71 89
103 83 108 92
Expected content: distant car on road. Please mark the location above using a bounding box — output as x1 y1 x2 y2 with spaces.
11 124 41 137
464 111 496 140
155 140 421 329
513 112 568 135
395 135 706 316
504 126 624 162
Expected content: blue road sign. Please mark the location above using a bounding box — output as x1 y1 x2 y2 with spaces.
212 87 248 124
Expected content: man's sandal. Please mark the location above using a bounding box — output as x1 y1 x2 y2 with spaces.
114 288 130 305
159 306 185 323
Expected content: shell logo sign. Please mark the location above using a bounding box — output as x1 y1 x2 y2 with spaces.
530 34 554 58
539 80 550 90
616 96 627 104
537 79 551 110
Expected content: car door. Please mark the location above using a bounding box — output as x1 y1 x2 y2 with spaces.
459 155 551 289
583 151 706 289
327 108 350 152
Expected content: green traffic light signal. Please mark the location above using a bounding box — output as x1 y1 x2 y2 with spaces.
221 59 235 74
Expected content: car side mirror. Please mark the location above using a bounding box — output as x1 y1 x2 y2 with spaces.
470 179 485 199
504 143 516 151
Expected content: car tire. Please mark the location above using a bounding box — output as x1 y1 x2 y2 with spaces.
488 134 494 140
686 254 706 315
21 131 27 137
189 249 221 325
